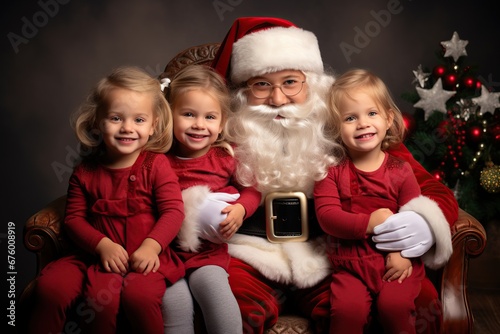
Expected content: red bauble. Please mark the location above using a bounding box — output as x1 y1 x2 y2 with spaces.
431 169 445 182
468 125 483 143
462 76 476 88
402 112 416 137
445 74 457 89
433 65 446 77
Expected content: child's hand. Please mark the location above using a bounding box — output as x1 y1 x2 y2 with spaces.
219 203 245 240
95 237 129 274
367 208 393 234
129 238 161 275
383 252 413 283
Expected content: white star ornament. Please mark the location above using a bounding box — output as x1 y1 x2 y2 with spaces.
441 31 468 62
472 85 500 115
414 78 456 120
412 64 430 88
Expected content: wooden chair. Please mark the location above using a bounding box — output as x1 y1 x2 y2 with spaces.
19 43 488 334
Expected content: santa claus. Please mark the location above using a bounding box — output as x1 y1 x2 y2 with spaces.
208 17 457 333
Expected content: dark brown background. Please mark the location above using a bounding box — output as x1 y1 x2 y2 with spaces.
2 0 499 313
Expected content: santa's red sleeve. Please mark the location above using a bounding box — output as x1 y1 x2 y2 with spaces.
389 143 458 268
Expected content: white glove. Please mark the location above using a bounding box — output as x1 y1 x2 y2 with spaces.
198 192 240 244
372 211 435 258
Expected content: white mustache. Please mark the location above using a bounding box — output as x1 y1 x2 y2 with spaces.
246 103 305 119
244 103 314 131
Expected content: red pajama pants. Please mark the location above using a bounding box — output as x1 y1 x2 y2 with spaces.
81 264 166 334
28 254 90 334
228 257 441 334
28 254 167 334
328 248 425 334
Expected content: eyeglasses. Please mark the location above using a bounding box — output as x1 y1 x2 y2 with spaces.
247 80 306 99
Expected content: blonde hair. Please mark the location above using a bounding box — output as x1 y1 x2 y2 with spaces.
328 68 406 151
71 66 173 157
164 64 233 155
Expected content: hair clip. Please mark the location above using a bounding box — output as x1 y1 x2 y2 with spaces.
160 78 171 91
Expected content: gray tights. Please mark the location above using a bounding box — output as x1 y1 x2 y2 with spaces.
162 278 194 334
162 265 242 334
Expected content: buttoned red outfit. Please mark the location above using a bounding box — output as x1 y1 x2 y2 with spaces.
30 151 184 334
314 152 424 333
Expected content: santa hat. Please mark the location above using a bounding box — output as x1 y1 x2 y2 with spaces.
212 17 324 84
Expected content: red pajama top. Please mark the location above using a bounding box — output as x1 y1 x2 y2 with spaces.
167 146 261 272
314 152 421 241
166 146 261 216
64 151 185 283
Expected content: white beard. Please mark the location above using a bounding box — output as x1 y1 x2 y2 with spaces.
225 79 341 197
224 73 341 287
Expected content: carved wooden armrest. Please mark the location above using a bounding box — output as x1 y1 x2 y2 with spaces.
24 195 69 274
441 208 487 334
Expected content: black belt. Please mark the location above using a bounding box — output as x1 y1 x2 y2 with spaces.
237 192 323 242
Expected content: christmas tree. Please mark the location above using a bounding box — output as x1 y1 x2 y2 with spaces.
403 31 500 224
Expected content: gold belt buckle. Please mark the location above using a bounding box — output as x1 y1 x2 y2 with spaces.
265 191 309 243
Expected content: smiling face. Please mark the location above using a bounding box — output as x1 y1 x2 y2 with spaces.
339 88 393 162
98 87 156 168
171 89 223 158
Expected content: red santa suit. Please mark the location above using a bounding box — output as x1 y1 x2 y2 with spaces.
212 17 457 334
63 151 185 333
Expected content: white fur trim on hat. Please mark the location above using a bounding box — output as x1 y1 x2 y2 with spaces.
231 26 324 84
399 195 453 269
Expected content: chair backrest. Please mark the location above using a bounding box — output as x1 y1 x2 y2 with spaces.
159 43 221 80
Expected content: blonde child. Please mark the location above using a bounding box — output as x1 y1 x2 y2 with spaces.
29 66 185 334
314 69 426 333
161 64 261 334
